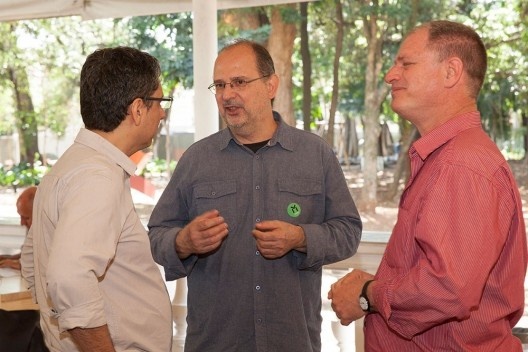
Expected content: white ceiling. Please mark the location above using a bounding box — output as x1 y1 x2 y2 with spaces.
0 0 314 21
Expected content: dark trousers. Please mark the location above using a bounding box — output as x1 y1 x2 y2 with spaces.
0 309 49 352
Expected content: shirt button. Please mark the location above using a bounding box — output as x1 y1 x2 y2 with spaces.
256 250 260 256
211 191 216 196
257 318 263 324
256 155 260 159
255 185 260 190
255 218 261 223
256 285 261 291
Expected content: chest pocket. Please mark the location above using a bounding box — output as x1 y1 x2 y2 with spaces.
192 180 238 232
278 178 323 224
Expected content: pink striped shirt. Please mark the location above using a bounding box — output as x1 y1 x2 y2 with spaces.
365 111 527 351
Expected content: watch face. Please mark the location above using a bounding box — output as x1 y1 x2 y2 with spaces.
359 296 369 311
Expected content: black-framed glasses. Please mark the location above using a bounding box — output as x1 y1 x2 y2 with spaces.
144 96 173 110
207 75 270 95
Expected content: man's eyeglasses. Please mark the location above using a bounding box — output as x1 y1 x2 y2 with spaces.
144 96 173 110
207 75 270 95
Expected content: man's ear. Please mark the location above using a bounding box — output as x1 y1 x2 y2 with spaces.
128 98 144 126
444 56 463 88
267 74 279 100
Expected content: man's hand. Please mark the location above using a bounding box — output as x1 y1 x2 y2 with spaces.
327 269 375 326
175 209 229 259
252 220 306 259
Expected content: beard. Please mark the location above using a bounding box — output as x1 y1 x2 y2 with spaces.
221 102 249 130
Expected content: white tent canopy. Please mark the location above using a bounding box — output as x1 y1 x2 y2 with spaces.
0 0 314 141
0 0 308 21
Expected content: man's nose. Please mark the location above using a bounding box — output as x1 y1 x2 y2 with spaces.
384 66 400 84
220 84 238 99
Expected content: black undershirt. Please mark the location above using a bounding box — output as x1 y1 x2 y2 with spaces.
244 140 270 153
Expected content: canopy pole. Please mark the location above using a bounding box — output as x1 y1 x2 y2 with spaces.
192 0 218 141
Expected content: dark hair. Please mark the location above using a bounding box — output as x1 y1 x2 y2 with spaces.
219 39 275 77
80 47 161 132
414 20 487 98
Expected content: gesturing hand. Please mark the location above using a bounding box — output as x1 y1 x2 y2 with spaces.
252 220 306 259
175 209 229 259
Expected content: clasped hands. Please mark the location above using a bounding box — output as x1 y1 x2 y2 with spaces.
175 209 305 259
328 269 375 326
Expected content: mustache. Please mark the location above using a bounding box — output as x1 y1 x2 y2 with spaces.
223 100 243 108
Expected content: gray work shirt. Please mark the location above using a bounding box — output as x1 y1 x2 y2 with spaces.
148 112 362 352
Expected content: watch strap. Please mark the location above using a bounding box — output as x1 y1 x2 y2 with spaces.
361 279 374 312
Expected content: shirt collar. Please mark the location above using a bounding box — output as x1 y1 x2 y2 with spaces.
218 111 294 151
74 128 137 176
412 111 483 161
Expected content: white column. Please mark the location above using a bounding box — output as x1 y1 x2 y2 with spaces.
171 4 217 350
331 320 357 351
192 0 218 141
171 277 188 352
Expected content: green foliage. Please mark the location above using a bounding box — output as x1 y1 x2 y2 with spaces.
0 89 15 135
219 25 271 48
124 13 194 90
279 5 302 24
217 6 274 48
0 157 177 190
0 0 526 164
0 159 48 189
454 0 527 149
141 158 177 178
0 17 123 138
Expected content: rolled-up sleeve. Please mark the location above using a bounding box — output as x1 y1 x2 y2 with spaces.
46 173 122 331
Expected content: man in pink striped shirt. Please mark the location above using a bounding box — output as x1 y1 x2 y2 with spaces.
328 20 527 351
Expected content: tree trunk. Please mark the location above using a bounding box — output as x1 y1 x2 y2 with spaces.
221 8 263 29
385 124 419 201
220 6 296 126
383 0 422 202
326 0 344 146
300 2 312 132
219 9 264 131
268 5 297 126
7 66 40 165
360 4 388 213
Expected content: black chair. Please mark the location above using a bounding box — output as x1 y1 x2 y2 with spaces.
0 309 49 352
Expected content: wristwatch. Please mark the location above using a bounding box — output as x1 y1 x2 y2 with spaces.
359 280 374 312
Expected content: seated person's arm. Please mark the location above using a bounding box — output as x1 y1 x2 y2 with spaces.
0 253 21 270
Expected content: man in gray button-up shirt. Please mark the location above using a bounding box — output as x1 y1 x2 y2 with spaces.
149 39 362 352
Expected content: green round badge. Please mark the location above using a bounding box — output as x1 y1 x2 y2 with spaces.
287 202 301 218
